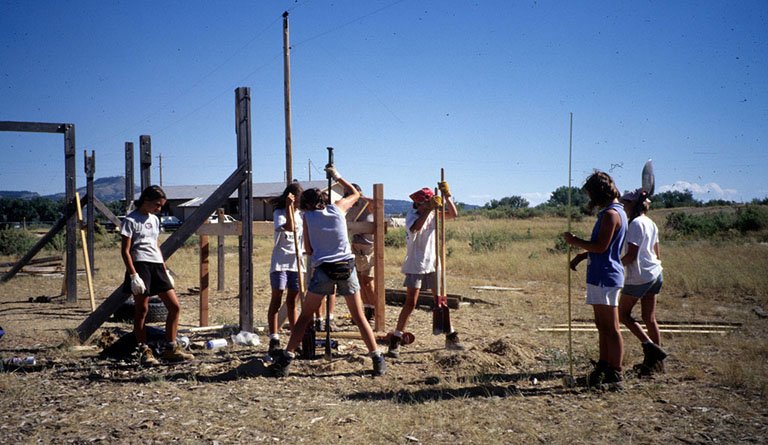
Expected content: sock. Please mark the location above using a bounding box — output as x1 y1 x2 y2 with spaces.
284 350 295 359
394 330 403 338
369 350 382 358
364 304 374 309
269 333 280 341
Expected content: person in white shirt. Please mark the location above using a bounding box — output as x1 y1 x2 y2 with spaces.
266 182 304 354
619 188 668 374
386 183 463 358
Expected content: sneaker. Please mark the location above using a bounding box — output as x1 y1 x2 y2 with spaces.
642 342 668 370
138 344 160 367
268 350 294 377
161 344 194 362
364 307 375 324
445 332 466 351
386 334 401 358
371 353 387 377
268 338 280 356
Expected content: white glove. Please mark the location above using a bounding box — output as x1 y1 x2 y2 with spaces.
166 269 175 289
130 273 146 295
325 165 341 181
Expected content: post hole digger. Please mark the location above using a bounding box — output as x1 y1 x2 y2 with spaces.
267 147 386 377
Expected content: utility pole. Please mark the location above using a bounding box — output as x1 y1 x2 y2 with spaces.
308 158 312 181
157 153 163 187
283 11 293 184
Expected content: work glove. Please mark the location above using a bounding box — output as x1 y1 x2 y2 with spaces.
130 273 146 295
438 181 451 198
426 195 443 210
325 164 341 181
166 269 175 289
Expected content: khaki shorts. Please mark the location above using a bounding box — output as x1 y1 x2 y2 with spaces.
352 244 374 277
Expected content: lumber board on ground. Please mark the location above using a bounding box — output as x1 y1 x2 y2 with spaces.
385 288 461 310
539 327 729 334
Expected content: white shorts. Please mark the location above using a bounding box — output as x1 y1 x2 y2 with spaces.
586 284 622 306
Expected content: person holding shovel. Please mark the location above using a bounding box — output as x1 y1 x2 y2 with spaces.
268 166 386 377
386 182 463 358
619 188 667 374
120 185 193 366
266 182 304 354
563 171 627 388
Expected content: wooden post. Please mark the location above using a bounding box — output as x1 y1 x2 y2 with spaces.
125 142 134 213
283 11 293 183
84 150 95 273
140 135 151 191
235 87 254 332
64 124 78 304
199 234 209 327
217 208 225 291
373 183 385 332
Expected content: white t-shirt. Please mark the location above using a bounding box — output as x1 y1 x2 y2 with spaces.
401 208 436 274
270 208 304 272
624 214 663 285
120 210 164 264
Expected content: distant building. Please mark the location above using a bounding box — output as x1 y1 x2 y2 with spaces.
149 181 344 222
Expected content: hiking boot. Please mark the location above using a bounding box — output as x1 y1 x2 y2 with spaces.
371 353 387 377
138 344 160 367
161 344 194 362
445 332 466 351
268 350 294 377
386 334 401 358
364 307 375 324
268 338 280 356
586 359 610 387
601 366 625 391
642 342 668 370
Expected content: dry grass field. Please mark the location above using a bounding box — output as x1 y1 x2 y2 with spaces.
1 210 767 444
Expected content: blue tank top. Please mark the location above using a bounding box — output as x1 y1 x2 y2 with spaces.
586 202 627 287
302 204 354 268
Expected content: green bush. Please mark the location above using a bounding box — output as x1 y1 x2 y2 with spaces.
664 211 736 238
384 228 407 248
734 205 768 233
45 232 66 252
468 229 528 253
0 228 37 255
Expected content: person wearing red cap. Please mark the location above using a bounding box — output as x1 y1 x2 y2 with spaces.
386 182 463 358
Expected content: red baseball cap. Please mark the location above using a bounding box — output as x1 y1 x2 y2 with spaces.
409 187 434 203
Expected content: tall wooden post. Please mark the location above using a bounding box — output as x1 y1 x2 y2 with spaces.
217 208 225 291
125 142 134 212
64 124 78 304
373 183 385 331
140 135 151 190
283 11 293 183
84 150 96 273
235 87 254 331
199 234 209 327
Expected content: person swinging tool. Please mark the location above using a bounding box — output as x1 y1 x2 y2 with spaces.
267 155 386 377
386 176 465 358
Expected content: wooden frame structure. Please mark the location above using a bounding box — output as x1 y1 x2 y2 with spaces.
75 87 255 342
0 121 79 302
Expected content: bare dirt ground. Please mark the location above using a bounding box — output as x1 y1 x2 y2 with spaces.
1 248 767 444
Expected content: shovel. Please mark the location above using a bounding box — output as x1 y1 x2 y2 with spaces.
432 169 451 335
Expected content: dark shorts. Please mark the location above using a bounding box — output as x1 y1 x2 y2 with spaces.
270 271 300 291
403 272 437 291
622 273 664 298
123 262 173 296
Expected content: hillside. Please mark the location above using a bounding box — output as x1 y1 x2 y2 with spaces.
43 176 133 202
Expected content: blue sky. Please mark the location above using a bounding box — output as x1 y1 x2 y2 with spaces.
1 0 766 206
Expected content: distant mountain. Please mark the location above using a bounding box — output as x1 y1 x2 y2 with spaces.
0 190 41 199
43 176 137 203
383 198 479 216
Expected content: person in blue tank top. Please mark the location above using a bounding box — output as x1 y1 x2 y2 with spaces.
563 171 627 388
267 165 386 378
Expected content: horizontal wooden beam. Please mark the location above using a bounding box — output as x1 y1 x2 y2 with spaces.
0 121 70 134
347 221 374 235
195 221 242 236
